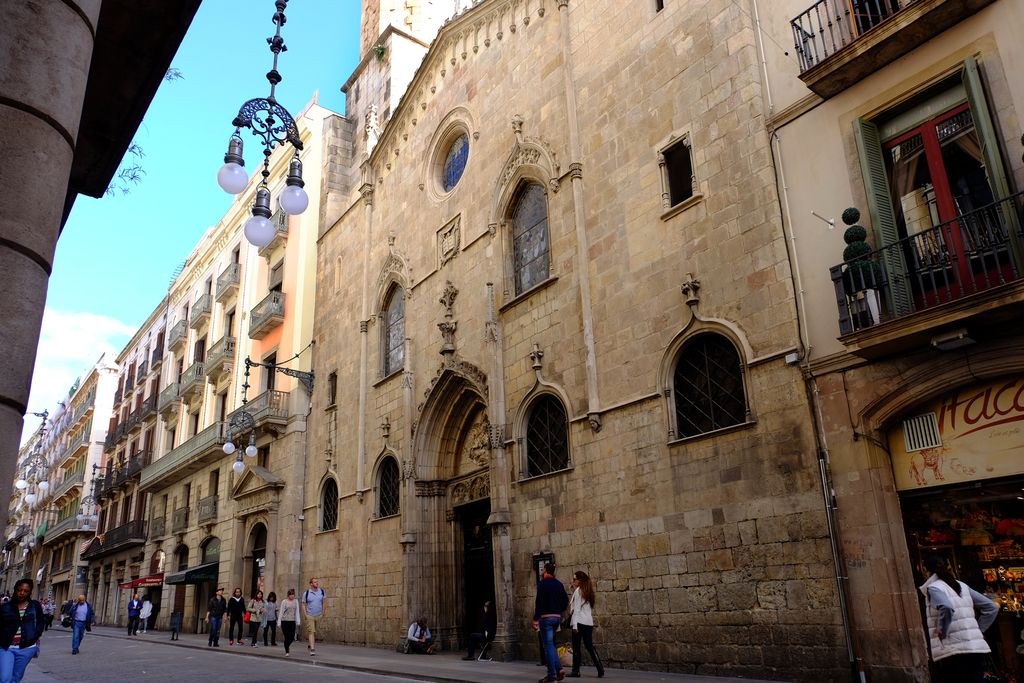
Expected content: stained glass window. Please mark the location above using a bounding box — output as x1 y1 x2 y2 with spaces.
383 286 404 376
511 183 550 295
320 478 338 531
442 133 469 192
525 395 569 477
378 458 400 517
673 334 746 438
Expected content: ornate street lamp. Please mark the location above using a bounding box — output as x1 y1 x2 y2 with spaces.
16 411 50 507
76 465 101 530
216 0 308 248
222 355 313 474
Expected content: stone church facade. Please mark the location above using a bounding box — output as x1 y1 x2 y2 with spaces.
305 1 849 680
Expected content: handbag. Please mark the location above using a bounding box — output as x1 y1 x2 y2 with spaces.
243 611 251 623
61 615 72 628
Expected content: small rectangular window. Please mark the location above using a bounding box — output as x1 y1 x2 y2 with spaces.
327 371 338 407
655 0 665 11
664 137 694 207
269 261 284 292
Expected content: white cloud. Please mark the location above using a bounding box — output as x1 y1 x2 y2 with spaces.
22 308 136 443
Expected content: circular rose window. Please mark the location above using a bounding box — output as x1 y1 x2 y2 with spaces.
441 133 469 192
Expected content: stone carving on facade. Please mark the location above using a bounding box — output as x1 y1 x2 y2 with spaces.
415 480 446 497
418 356 489 414
376 235 412 305
466 416 492 467
681 272 701 309
365 105 382 156
450 474 489 505
437 215 462 266
380 417 391 441
402 458 416 481
438 280 459 356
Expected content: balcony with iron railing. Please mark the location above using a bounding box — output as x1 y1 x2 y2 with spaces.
103 431 117 452
139 394 157 421
151 343 164 369
150 516 166 538
43 515 85 544
72 392 95 424
216 263 241 303
113 386 123 405
157 382 180 418
114 422 128 443
87 520 147 559
790 0 995 98
136 361 148 384
60 430 89 464
205 337 236 384
190 293 212 329
179 361 206 401
232 389 290 431
197 495 218 524
167 319 188 352
126 409 141 433
258 208 289 256
171 507 189 533
125 450 151 480
249 291 285 340
830 192 1024 357
139 421 228 491
53 468 85 498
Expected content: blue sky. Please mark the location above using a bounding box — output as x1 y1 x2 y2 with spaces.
26 1 362 430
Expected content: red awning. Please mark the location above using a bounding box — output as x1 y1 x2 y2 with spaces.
118 573 164 589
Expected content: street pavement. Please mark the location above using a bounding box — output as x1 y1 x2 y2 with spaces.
22 624 786 683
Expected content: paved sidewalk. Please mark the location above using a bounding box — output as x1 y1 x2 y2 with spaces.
83 625 783 683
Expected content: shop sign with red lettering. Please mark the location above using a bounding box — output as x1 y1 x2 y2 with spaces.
890 376 1024 490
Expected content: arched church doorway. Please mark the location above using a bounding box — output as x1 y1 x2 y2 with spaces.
247 524 267 597
457 498 495 636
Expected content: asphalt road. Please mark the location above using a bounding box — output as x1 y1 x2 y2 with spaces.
23 629 420 683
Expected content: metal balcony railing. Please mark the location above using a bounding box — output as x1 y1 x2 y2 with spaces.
43 515 82 544
62 430 88 463
258 208 289 256
126 409 140 432
249 291 285 339
115 422 128 443
103 519 147 548
197 495 218 524
205 337 236 381
216 263 241 302
235 389 289 427
157 382 180 415
72 393 95 422
150 516 166 537
139 394 157 420
113 386 123 405
54 468 85 497
831 192 1024 334
791 0 911 72
190 293 212 329
139 421 227 490
151 343 164 368
137 361 148 384
171 507 189 533
179 361 206 400
168 319 188 351
126 451 151 479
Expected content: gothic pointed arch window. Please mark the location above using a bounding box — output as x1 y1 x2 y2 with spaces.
671 333 747 439
510 182 550 296
320 478 338 531
381 285 405 376
376 457 400 518
524 394 569 478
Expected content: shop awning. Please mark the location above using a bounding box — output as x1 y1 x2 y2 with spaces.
118 573 164 590
164 562 218 585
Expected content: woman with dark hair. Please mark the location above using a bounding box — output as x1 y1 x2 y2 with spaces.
263 592 278 647
0 578 45 683
567 570 604 678
277 589 300 656
920 555 999 683
227 587 245 646
247 591 266 647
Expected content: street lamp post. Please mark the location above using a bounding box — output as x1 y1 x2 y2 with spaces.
16 411 50 508
216 0 308 248
222 355 313 474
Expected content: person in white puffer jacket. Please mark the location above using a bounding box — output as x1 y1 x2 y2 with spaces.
920 554 999 683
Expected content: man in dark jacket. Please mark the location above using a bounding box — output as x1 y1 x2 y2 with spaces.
226 587 246 646
205 588 228 647
68 594 95 654
462 600 498 660
126 593 143 636
533 563 569 683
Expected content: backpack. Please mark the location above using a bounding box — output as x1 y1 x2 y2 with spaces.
303 588 325 604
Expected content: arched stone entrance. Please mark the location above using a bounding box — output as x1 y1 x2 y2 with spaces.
245 524 267 598
405 359 506 650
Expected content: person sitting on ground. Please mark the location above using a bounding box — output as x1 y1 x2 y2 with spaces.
406 617 437 654
462 601 497 660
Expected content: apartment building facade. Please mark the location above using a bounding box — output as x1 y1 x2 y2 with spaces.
138 101 333 634
757 0 1024 680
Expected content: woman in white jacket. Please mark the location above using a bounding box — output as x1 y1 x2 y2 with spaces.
920 554 998 683
567 570 604 678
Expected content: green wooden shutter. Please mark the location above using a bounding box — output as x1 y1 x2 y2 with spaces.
962 57 1024 267
853 117 912 316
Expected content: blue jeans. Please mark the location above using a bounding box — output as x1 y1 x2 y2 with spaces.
71 621 88 652
208 616 222 645
0 644 38 683
539 616 562 680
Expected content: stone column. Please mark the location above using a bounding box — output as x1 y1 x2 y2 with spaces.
0 2 101 532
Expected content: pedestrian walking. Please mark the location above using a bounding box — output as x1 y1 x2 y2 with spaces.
246 591 266 647
126 593 142 636
300 578 326 656
277 589 300 657
139 597 153 634
920 554 999 683
68 594 94 655
532 562 569 683
263 592 278 646
40 600 54 631
227 587 245 646
0 579 45 683
205 588 227 647
567 570 604 678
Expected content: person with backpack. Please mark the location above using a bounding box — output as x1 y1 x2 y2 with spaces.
300 578 326 656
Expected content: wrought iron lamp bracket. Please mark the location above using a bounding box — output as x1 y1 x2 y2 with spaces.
243 356 314 396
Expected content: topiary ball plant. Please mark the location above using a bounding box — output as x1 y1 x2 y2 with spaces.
841 207 884 292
